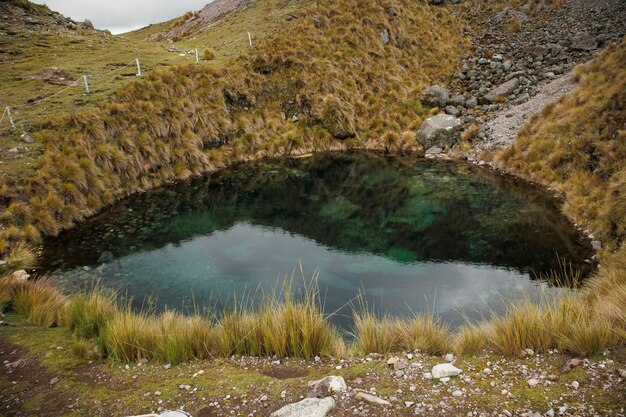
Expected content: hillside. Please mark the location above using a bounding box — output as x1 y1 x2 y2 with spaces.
0 0 464 256
0 0 305 179
496 40 626 254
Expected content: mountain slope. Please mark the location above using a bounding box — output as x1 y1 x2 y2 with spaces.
0 0 464 256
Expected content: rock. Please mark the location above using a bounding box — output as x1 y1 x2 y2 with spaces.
445 105 460 116
306 376 347 398
379 27 390 45
50 377 59 385
572 380 579 389
270 397 335 417
428 0 444 4
527 378 540 387
159 411 193 417
416 114 462 149
393 361 407 371
81 19 94 29
355 392 391 406
8 148 18 153
12 270 30 281
431 363 463 379
562 358 581 373
425 146 443 155
419 85 450 107
452 390 463 397
386 357 398 367
571 34 597 51
450 94 466 106
591 240 602 251
21 133 34 143
484 78 520 103
394 370 405 378
97 251 114 263
547 374 559 381
465 97 478 108
444 353 455 362
440 377 450 383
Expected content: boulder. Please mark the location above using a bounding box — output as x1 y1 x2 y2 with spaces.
431 363 463 379
484 78 519 103
419 85 450 107
270 397 335 417
416 114 462 149
307 376 347 398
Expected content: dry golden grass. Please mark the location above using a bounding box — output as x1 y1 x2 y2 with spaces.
0 0 465 257
496 39 626 253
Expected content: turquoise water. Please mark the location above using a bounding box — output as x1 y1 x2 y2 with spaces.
41 153 592 327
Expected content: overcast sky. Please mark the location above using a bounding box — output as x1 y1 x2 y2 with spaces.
31 0 212 34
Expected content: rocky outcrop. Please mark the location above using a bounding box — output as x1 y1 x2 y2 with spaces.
416 114 462 149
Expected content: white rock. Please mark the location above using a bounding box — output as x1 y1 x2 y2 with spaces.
431 363 463 379
355 392 391 406
270 398 335 417
444 353 455 362
572 381 579 389
452 390 463 397
527 378 540 387
306 376 347 398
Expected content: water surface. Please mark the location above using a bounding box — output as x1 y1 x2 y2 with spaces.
41 153 592 328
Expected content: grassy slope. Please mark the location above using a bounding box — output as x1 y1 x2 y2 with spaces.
496 39 626 253
495 39 626 350
0 0 305 179
0 0 464 255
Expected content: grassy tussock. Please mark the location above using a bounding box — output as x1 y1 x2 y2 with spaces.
353 310 450 356
64 286 117 338
2 278 66 327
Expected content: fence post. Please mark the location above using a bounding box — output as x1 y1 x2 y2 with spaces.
83 75 90 94
6 106 15 130
195 49 199 64
248 32 252 47
136 58 141 77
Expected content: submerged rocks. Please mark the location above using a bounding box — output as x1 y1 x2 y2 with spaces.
431 363 463 379
97 251 114 263
270 397 335 417
419 85 450 107
416 114 462 149
307 376 347 398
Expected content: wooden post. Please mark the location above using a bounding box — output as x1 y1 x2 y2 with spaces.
6 106 15 130
248 32 252 47
136 58 141 76
195 49 199 64
83 74 90 94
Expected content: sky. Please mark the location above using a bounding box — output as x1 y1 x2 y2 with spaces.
31 0 212 34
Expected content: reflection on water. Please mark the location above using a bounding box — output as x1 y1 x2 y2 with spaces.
41 152 592 328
